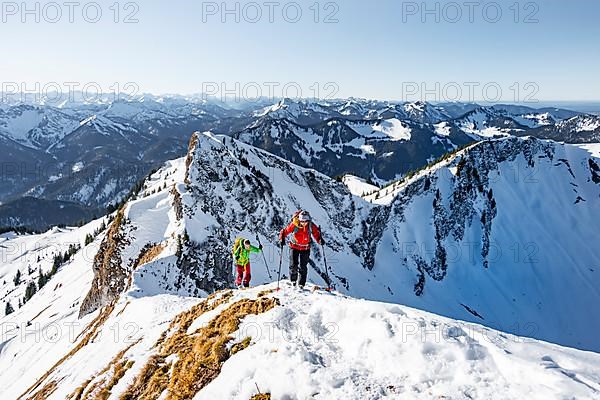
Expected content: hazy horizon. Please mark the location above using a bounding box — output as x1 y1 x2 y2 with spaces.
2 0 599 103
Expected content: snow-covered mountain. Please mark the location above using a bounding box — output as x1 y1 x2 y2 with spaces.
236 109 474 184
530 114 600 143
234 99 594 185
0 97 596 230
1 131 599 398
452 107 529 138
0 98 241 227
0 104 82 149
399 100 451 124
7 132 600 347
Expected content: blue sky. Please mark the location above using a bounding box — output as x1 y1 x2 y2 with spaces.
2 0 599 102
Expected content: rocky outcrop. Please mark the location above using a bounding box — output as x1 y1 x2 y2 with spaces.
184 132 200 185
79 209 131 317
170 184 183 220
175 234 232 296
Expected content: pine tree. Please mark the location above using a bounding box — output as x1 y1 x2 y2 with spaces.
23 281 37 303
13 270 21 286
38 267 48 289
5 301 14 316
51 255 61 275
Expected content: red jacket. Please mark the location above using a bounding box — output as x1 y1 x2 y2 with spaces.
280 221 322 250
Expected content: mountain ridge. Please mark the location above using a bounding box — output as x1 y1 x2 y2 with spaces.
1 97 599 231
60 131 600 351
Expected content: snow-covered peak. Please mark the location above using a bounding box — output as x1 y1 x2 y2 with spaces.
0 104 81 148
512 112 556 128
253 98 336 124
454 107 517 138
342 174 379 197
564 114 600 132
402 100 450 124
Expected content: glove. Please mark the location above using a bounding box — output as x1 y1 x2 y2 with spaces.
258 244 263 250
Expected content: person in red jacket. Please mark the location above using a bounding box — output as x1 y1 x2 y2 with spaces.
279 210 323 288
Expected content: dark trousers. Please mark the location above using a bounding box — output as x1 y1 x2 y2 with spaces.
290 248 310 286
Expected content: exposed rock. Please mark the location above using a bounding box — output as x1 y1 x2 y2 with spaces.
79 209 131 317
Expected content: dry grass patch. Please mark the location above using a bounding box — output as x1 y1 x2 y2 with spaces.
134 243 165 269
121 292 278 400
25 379 59 400
68 378 92 400
94 359 135 400
120 354 171 400
68 339 140 400
166 289 233 334
257 289 275 297
251 394 271 400
230 336 252 356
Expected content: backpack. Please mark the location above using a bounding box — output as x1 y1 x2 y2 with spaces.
291 210 302 226
232 237 244 260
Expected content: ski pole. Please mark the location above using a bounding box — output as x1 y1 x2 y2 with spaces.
277 241 284 291
321 242 333 290
255 233 272 280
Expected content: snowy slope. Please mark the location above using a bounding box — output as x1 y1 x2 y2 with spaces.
0 218 109 311
0 223 198 400
351 118 413 141
576 143 600 158
0 104 81 149
3 279 600 400
2 132 600 399
362 137 600 351
199 285 600 400
342 174 379 197
454 107 519 138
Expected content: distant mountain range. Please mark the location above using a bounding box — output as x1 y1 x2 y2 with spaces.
234 98 596 183
1 95 598 229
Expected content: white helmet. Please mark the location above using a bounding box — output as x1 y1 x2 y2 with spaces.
298 211 311 222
